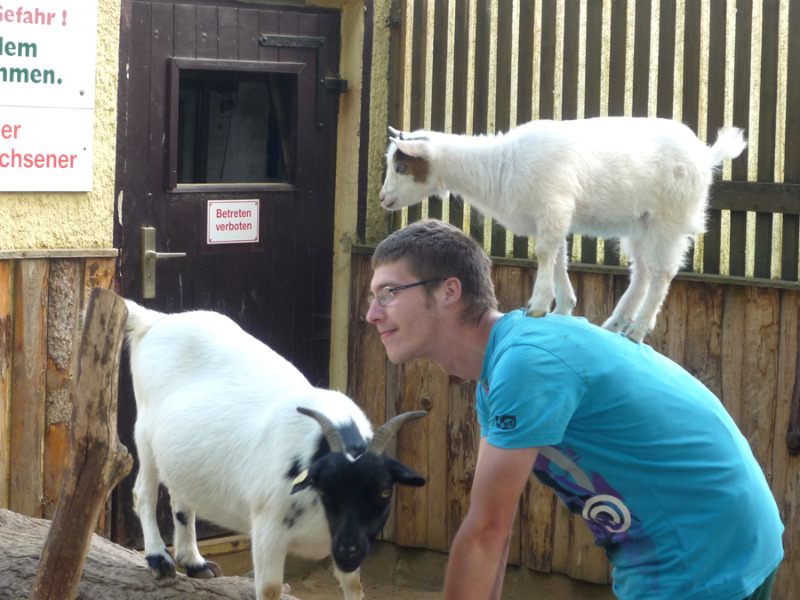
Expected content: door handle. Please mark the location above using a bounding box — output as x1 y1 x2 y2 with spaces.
141 226 187 299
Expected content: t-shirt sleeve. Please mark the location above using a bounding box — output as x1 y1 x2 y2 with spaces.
480 343 587 449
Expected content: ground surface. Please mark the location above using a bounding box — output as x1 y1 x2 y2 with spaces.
213 540 616 600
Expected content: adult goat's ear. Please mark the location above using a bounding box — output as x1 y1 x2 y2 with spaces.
385 456 426 487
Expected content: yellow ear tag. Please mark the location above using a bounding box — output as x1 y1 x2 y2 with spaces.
292 469 309 486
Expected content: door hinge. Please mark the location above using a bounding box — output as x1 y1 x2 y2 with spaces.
259 34 344 128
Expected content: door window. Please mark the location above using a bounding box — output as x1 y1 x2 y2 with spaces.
167 59 300 189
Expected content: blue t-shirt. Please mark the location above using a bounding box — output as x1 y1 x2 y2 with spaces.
478 311 783 600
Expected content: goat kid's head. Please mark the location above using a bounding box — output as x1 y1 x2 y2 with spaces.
381 127 447 211
292 407 426 573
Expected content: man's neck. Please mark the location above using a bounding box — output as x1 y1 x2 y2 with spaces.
433 310 503 380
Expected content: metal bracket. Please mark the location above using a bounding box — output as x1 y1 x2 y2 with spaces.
141 227 186 299
258 34 347 128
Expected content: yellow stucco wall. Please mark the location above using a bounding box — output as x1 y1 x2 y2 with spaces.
0 0 120 251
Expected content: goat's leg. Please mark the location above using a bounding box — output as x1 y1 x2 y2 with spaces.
133 430 176 579
553 238 577 315
171 502 221 579
526 235 560 317
251 517 291 600
334 565 364 600
602 238 651 334
623 235 690 342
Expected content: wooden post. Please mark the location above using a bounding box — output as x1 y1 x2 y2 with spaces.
29 288 133 600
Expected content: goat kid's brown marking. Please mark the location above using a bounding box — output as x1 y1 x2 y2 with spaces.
395 150 429 183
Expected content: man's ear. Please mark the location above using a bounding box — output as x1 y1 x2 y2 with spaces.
442 277 463 306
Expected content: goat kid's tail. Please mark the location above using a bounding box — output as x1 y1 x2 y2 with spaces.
123 299 167 346
710 127 747 166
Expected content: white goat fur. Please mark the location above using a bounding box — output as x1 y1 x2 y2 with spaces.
125 300 373 600
380 117 746 342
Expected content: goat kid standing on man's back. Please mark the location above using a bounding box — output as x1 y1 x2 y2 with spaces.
380 117 746 342
123 299 426 600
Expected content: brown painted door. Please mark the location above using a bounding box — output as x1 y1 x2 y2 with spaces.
113 0 341 546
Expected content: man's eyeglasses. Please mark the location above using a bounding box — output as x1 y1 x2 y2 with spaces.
368 278 445 307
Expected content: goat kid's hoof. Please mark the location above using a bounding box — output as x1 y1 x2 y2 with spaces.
525 309 547 318
146 552 177 579
185 560 223 579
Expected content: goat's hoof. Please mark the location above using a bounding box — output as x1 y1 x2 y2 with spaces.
529 310 547 318
146 552 176 579
185 560 222 579
283 583 292 594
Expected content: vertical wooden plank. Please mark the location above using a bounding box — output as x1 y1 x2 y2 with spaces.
571 270 616 327
217 6 239 60
682 0 701 132
0 261 11 509
539 0 557 120
561 0 580 120
720 285 780 467
196 5 218 60
631 0 651 116
447 0 470 230
516 0 535 125
656 0 676 118
406 0 427 225
782 1 800 281
173 3 196 58
9 259 49 517
42 260 82 520
772 290 800 599
495 0 512 131
347 254 386 426
446 377 479 548
424 363 450 552
427 0 450 222
729 0 752 276
703 1 727 275
607 0 627 118
753 0 780 279
583 0 603 119
390 359 429 547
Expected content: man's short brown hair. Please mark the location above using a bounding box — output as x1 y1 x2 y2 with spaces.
372 220 498 323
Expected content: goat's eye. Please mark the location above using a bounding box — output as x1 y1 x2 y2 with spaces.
380 489 391 500
395 163 407 174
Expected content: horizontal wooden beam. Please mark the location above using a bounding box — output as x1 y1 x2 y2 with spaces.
710 180 800 214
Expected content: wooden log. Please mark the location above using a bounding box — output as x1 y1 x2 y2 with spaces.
28 288 132 600
0 508 301 599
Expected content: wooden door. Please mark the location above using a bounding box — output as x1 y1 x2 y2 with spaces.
113 0 342 546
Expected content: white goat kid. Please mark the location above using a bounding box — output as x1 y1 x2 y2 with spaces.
380 117 746 342
124 300 426 600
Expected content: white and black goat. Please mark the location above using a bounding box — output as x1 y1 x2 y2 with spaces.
123 299 426 600
380 117 746 342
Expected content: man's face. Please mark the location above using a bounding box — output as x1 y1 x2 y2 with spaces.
366 260 443 364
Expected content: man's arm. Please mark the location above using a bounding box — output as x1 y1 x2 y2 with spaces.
443 438 539 600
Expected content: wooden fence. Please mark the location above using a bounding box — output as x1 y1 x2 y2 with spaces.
0 252 117 533
347 249 800 598
381 0 800 282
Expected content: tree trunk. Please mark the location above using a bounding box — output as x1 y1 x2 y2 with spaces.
0 508 278 599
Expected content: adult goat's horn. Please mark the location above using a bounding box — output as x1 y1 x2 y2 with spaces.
366 410 427 456
297 407 346 454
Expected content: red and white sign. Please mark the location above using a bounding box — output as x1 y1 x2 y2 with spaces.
207 199 260 244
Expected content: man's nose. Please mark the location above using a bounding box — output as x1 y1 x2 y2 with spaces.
365 298 383 324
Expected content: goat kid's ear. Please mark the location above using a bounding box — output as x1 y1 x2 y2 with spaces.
388 126 404 140
394 139 430 161
385 456 426 488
